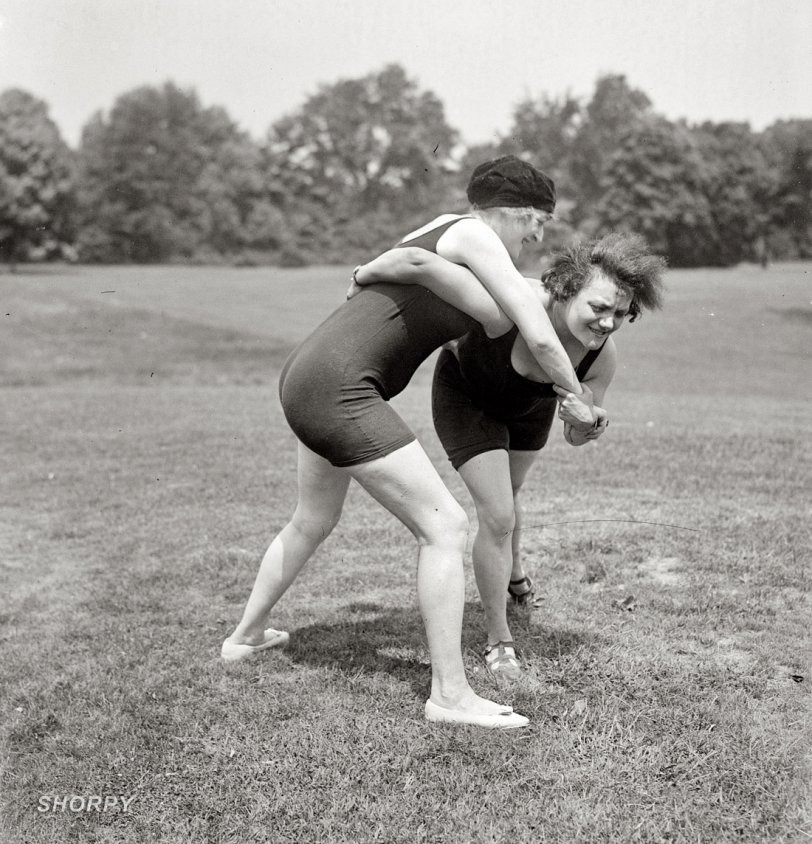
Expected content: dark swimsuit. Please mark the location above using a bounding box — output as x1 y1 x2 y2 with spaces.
432 324 604 469
278 218 476 467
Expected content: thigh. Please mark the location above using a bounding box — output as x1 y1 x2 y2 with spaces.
294 441 352 522
507 449 542 494
349 440 465 541
432 350 509 470
457 449 516 524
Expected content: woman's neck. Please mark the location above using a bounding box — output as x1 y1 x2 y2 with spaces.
549 302 584 359
469 208 499 234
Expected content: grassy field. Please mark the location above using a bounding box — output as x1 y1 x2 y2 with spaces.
1 261 810 843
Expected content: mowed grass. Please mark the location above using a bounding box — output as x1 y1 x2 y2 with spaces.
0 262 810 843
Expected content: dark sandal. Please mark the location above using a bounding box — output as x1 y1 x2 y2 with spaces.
508 576 534 606
483 641 522 680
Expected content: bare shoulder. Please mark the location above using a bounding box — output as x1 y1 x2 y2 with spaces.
436 216 504 261
528 278 553 308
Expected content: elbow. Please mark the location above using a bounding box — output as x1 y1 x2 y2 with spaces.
396 247 435 278
361 247 428 284
483 312 514 339
526 337 557 357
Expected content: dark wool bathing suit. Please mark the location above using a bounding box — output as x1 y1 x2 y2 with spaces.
278 217 476 467
432 324 604 470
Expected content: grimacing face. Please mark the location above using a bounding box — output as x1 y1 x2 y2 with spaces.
555 270 633 351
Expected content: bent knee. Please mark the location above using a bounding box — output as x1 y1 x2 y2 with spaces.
291 507 342 543
477 506 516 540
417 501 469 550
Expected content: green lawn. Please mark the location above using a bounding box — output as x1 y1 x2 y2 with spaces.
1 262 810 843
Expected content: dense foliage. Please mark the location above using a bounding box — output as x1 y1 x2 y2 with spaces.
1 68 808 267
0 89 76 266
75 83 273 263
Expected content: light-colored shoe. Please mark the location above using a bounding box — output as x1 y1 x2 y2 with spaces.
221 628 289 662
425 699 529 729
483 641 522 681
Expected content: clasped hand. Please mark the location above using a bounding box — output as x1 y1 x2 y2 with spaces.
563 406 609 445
552 383 596 432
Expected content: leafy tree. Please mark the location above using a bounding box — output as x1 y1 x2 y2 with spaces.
760 119 812 259
76 82 271 262
0 89 76 266
500 93 581 187
497 94 584 259
692 121 775 265
569 75 653 229
264 64 459 259
591 116 715 266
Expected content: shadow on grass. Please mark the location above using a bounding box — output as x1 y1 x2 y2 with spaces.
284 603 430 697
283 601 589 699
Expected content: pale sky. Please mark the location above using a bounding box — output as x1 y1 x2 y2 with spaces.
0 0 809 148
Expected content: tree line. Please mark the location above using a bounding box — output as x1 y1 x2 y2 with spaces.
1 64 809 268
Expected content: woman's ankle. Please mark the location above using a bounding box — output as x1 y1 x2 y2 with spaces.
228 623 266 645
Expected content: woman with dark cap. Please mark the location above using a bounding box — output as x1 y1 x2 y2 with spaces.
352 233 666 680
221 156 597 729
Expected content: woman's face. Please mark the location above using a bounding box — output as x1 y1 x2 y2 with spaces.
501 210 549 262
556 270 633 350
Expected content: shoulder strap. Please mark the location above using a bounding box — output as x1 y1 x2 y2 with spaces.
576 342 606 379
396 215 473 252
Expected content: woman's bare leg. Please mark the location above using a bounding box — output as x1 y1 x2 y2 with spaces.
227 438 520 721
507 450 540 582
227 442 351 645
350 440 508 715
457 450 517 646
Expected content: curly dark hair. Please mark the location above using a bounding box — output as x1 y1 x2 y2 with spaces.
542 233 666 321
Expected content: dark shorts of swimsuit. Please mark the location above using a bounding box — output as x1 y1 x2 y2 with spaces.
279 348 416 468
431 350 555 470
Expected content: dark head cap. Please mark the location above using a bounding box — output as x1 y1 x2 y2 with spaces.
466 155 556 214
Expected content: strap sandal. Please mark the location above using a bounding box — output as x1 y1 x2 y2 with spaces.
483 640 522 680
508 575 535 606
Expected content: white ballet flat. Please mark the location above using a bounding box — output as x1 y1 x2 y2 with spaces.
424 699 529 729
221 628 290 662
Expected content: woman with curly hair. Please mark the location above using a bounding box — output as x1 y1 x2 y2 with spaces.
352 233 666 678
221 157 599 729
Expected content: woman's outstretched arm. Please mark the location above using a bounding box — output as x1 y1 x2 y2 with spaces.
353 247 514 338
437 219 586 400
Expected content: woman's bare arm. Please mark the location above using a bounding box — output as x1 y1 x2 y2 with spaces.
437 219 586 400
557 339 617 437
353 247 514 338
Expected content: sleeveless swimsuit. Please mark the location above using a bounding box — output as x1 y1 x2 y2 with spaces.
278 217 476 467
432 324 604 469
